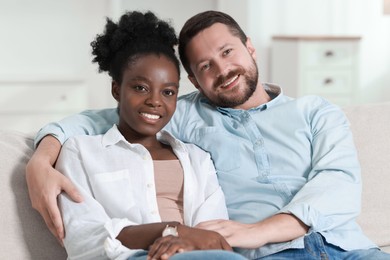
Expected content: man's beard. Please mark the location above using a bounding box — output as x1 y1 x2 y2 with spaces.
210 59 258 108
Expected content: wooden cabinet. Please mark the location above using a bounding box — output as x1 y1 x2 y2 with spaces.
271 36 361 106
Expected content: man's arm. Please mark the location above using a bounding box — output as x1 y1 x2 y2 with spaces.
26 108 118 242
25 135 83 243
197 213 308 248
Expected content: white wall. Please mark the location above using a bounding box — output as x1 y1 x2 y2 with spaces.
1 0 389 131
238 0 390 104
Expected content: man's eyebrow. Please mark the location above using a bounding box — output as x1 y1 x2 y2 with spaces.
196 44 230 67
218 44 229 51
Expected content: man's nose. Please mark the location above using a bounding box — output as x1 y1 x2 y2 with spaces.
214 60 227 77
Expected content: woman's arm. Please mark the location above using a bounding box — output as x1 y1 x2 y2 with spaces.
146 223 232 260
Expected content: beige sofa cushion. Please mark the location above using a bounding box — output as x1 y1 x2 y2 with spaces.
0 131 66 259
343 102 390 253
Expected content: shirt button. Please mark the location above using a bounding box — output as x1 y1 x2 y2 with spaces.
147 183 153 188
151 210 158 215
255 139 264 146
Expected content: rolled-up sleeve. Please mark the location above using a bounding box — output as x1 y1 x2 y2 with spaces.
34 108 118 148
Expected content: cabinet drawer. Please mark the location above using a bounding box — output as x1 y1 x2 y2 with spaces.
301 42 357 68
0 84 88 112
302 70 353 95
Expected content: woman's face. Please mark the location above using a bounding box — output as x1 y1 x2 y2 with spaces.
112 54 179 138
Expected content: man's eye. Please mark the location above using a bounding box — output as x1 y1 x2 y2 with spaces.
223 48 232 56
201 63 210 71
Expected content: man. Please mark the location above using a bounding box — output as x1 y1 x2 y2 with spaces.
26 11 389 259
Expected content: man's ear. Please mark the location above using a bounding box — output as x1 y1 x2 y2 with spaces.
246 37 256 60
188 75 201 90
111 81 120 102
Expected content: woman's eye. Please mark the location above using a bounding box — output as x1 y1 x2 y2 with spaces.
164 89 176 96
133 85 147 92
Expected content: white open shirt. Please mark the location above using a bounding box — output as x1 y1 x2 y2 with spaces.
56 125 228 260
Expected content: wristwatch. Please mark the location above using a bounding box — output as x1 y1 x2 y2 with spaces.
162 224 179 237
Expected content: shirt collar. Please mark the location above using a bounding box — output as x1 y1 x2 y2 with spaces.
216 83 284 115
101 124 126 147
102 124 187 153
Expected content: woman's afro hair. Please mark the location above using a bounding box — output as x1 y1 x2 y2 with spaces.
91 11 179 82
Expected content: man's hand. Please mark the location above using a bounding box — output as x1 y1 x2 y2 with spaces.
25 135 83 244
147 226 232 260
197 214 309 249
196 219 262 248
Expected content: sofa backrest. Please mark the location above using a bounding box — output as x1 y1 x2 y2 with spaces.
0 131 67 259
343 102 390 252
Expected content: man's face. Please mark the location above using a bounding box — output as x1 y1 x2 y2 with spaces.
186 23 258 109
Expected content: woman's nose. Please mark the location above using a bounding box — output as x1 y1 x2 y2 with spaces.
145 92 162 107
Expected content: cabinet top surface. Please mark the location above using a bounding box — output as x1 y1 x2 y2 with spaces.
272 35 361 41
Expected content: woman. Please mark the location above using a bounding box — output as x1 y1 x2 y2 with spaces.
56 10 246 260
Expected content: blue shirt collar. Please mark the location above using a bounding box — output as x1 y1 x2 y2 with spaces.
214 83 283 116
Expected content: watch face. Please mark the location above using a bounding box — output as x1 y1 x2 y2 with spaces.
162 225 178 237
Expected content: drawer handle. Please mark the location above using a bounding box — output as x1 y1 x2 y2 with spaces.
324 50 334 57
324 78 333 85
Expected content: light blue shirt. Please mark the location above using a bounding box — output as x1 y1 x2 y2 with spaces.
36 84 376 258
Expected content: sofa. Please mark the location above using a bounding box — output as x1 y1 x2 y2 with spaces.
1 102 389 259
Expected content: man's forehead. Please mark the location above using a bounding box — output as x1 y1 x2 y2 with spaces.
188 24 237 53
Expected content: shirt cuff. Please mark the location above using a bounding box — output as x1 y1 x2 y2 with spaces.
104 218 140 260
34 123 66 149
278 203 333 232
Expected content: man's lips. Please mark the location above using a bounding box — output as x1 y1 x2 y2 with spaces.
220 74 239 89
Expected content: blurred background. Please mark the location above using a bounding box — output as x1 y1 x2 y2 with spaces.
1 0 389 132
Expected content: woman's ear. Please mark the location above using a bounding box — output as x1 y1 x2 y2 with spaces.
111 81 120 102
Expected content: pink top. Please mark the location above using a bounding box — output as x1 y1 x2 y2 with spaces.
154 160 184 224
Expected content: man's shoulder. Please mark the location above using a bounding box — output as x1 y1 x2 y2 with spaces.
177 90 202 103
172 91 204 122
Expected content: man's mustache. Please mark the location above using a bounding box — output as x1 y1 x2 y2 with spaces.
213 68 245 89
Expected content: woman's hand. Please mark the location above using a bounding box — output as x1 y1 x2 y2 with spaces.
147 225 232 260
25 135 83 244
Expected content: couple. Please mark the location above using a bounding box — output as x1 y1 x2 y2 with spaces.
26 9 389 260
